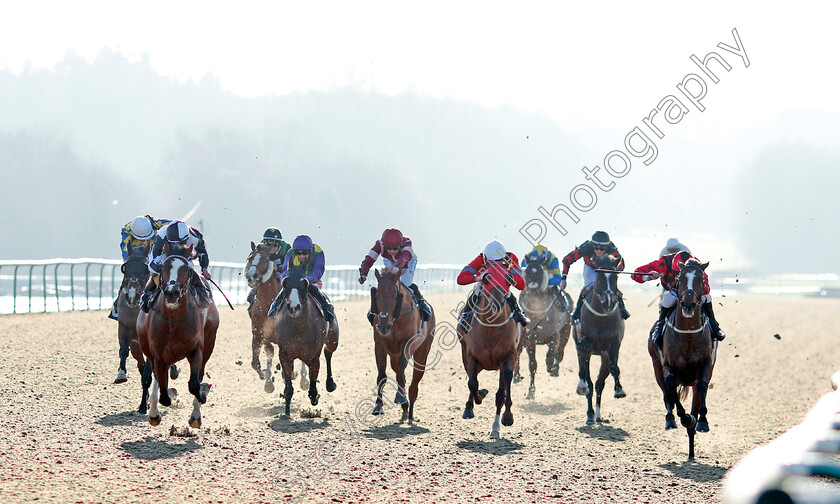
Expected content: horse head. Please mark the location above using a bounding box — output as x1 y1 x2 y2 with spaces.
282 267 309 317
677 259 708 318
120 251 150 307
523 260 548 292
373 267 405 335
593 254 619 312
161 255 192 305
244 241 275 288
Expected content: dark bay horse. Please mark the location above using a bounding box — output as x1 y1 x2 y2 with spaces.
244 242 281 383
458 263 522 439
114 249 178 413
137 255 219 427
267 267 338 416
370 267 435 424
649 259 717 460
574 254 626 425
515 259 573 400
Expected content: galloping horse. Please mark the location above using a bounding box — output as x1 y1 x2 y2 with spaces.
459 263 522 439
244 242 281 381
267 267 338 416
114 248 178 413
574 254 627 425
649 259 717 460
137 255 219 427
515 259 573 400
370 267 435 424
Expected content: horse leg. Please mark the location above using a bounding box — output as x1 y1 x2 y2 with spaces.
407 331 432 425
491 370 505 439
696 365 712 433
463 357 486 419
526 343 537 400
501 355 515 428
251 328 264 379
609 347 626 399
279 353 294 416
391 355 409 422
307 356 320 406
578 349 596 425
324 349 336 393
115 324 131 383
513 341 524 384
546 336 559 377
186 349 208 428
664 370 694 430
372 340 388 416
593 353 610 423
651 350 676 429
148 360 170 425
263 344 275 394
138 358 152 414
299 361 310 391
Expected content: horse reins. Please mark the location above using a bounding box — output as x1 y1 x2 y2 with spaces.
375 281 416 320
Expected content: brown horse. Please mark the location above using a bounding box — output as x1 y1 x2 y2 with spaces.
370 267 435 424
649 259 717 460
114 250 179 413
244 242 281 381
574 254 626 425
515 259 573 400
137 255 219 427
459 263 522 439
267 267 338 416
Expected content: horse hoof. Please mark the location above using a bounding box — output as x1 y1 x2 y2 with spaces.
462 409 474 419
372 405 383 415
490 430 501 440
326 378 337 393
512 373 523 384
300 379 310 391
310 394 320 406
149 414 162 426
576 386 589 396
665 416 678 430
696 421 710 433
394 393 408 405
586 416 596 426
502 414 514 427
114 370 128 384
265 383 275 394
170 365 180 380
476 389 489 404
549 369 559 378
614 388 626 399
681 414 697 429
189 416 202 429
526 389 535 401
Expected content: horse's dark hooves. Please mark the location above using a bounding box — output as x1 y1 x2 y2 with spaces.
138 406 147 414
478 389 489 400
502 414 514 427
462 409 475 419
326 379 337 393
372 404 383 415
169 365 180 380
549 369 559 377
512 373 523 384
189 416 202 429
276 364 282 371
665 419 678 430
394 393 408 405
586 416 596 426
614 388 626 399
681 414 697 429
309 394 320 406
696 421 710 433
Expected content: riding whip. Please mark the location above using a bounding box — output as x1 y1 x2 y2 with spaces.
207 277 234 310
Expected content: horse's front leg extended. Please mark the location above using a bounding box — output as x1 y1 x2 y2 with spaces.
594 353 610 423
324 349 336 393
251 327 264 379
139 359 152 414
279 354 294 416
664 370 694 429
372 341 388 415
695 364 713 432
609 347 626 399
148 359 171 426
115 324 131 383
392 354 409 422
526 343 537 400
501 355 515 428
263 344 275 394
579 350 596 425
187 349 208 429
307 355 321 406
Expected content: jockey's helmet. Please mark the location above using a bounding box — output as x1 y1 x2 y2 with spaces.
591 231 610 246
165 221 190 243
666 238 680 250
262 227 283 246
130 216 154 240
483 240 507 261
381 229 404 249
292 235 313 253
670 251 693 271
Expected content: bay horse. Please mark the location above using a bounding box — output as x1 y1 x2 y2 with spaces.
266 267 338 416
648 259 717 460
370 267 435 424
515 259 573 400
137 255 219 427
458 262 522 439
114 248 178 413
574 254 626 425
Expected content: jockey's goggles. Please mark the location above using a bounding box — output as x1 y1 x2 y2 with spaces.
294 250 310 256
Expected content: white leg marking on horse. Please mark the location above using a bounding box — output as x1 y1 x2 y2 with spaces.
491 415 501 439
300 361 310 390
191 396 201 424
577 379 589 395
595 404 602 421
149 377 160 418
263 347 274 393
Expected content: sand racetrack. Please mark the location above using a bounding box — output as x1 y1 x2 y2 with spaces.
0 292 837 503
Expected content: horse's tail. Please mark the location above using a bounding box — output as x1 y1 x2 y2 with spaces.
678 385 690 401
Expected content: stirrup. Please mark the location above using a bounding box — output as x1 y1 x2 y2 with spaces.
367 311 375 327
419 301 432 322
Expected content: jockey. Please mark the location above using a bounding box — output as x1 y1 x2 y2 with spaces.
140 220 212 312
631 250 726 350
521 244 565 298
456 240 529 332
560 231 631 322
659 237 690 258
358 228 432 325
108 215 172 320
268 235 336 324
246 227 292 312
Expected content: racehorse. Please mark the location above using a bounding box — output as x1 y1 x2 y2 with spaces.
370 267 435 424
137 255 219 427
458 262 522 439
266 267 338 416
574 254 627 425
648 258 717 460
515 259 573 400
114 248 178 413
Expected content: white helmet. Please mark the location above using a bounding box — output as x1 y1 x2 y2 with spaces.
483 240 507 261
130 216 154 240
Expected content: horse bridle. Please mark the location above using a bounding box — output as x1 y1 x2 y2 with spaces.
163 255 193 300
247 248 275 285
373 280 413 322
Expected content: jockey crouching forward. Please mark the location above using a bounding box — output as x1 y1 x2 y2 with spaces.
631 250 726 351
246 227 291 313
358 228 432 325
560 231 631 324
108 214 172 320
141 220 213 312
268 235 336 324
457 240 529 332
521 244 567 305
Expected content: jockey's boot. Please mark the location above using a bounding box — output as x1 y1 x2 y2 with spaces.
246 288 256 314
457 292 480 333
703 301 726 341
572 286 592 322
140 277 157 313
108 298 119 320
409 284 432 322
651 305 670 351
267 293 284 317
310 286 336 324
506 294 530 327
618 291 631 320
367 288 378 327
